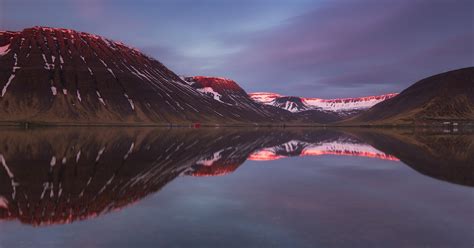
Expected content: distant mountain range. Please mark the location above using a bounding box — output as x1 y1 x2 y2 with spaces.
1 27 472 126
249 92 398 116
249 92 398 123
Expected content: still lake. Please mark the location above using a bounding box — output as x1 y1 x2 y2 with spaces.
0 127 472 247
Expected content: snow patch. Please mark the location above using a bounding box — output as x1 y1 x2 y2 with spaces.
0 154 19 200
196 149 225 166
1 53 20 97
124 93 135 110
96 91 106 106
0 196 8 209
42 54 54 70
123 142 135 160
197 87 223 102
51 86 57 96
96 147 106 162
0 43 10 56
76 90 82 102
76 150 82 163
50 156 56 166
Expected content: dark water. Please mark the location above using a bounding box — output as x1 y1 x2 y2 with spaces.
0 127 472 248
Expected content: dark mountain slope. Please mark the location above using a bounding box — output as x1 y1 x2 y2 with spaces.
350 67 474 124
0 27 289 125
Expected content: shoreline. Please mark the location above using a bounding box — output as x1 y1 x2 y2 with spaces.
0 120 472 129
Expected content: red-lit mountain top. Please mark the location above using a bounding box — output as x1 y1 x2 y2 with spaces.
185 76 245 92
189 162 241 177
183 76 292 119
183 76 248 104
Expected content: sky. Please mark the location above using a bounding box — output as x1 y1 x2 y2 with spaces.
0 0 473 98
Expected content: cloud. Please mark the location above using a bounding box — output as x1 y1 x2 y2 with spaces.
191 0 473 97
2 0 472 98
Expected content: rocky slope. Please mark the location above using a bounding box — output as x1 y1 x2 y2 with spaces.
350 67 474 124
0 27 289 125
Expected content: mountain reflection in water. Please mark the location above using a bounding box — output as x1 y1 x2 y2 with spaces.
0 127 472 226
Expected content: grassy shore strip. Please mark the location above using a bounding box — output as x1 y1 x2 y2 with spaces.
0 120 473 128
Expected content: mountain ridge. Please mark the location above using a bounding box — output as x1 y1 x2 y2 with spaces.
249 92 398 116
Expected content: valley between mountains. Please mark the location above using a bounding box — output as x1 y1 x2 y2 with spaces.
1 27 473 126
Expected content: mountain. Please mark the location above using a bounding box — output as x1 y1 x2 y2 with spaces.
1 27 470 126
183 76 291 121
350 67 474 124
0 27 288 125
249 92 398 118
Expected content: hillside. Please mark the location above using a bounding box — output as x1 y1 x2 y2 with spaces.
350 67 474 125
0 27 288 125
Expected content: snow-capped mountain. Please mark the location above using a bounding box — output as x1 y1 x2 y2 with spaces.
0 27 289 125
249 92 398 117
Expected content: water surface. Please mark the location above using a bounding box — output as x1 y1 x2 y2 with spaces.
0 127 472 247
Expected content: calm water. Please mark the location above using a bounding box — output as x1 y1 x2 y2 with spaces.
0 127 472 248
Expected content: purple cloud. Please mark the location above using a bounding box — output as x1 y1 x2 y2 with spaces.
1 0 472 98
199 0 473 97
